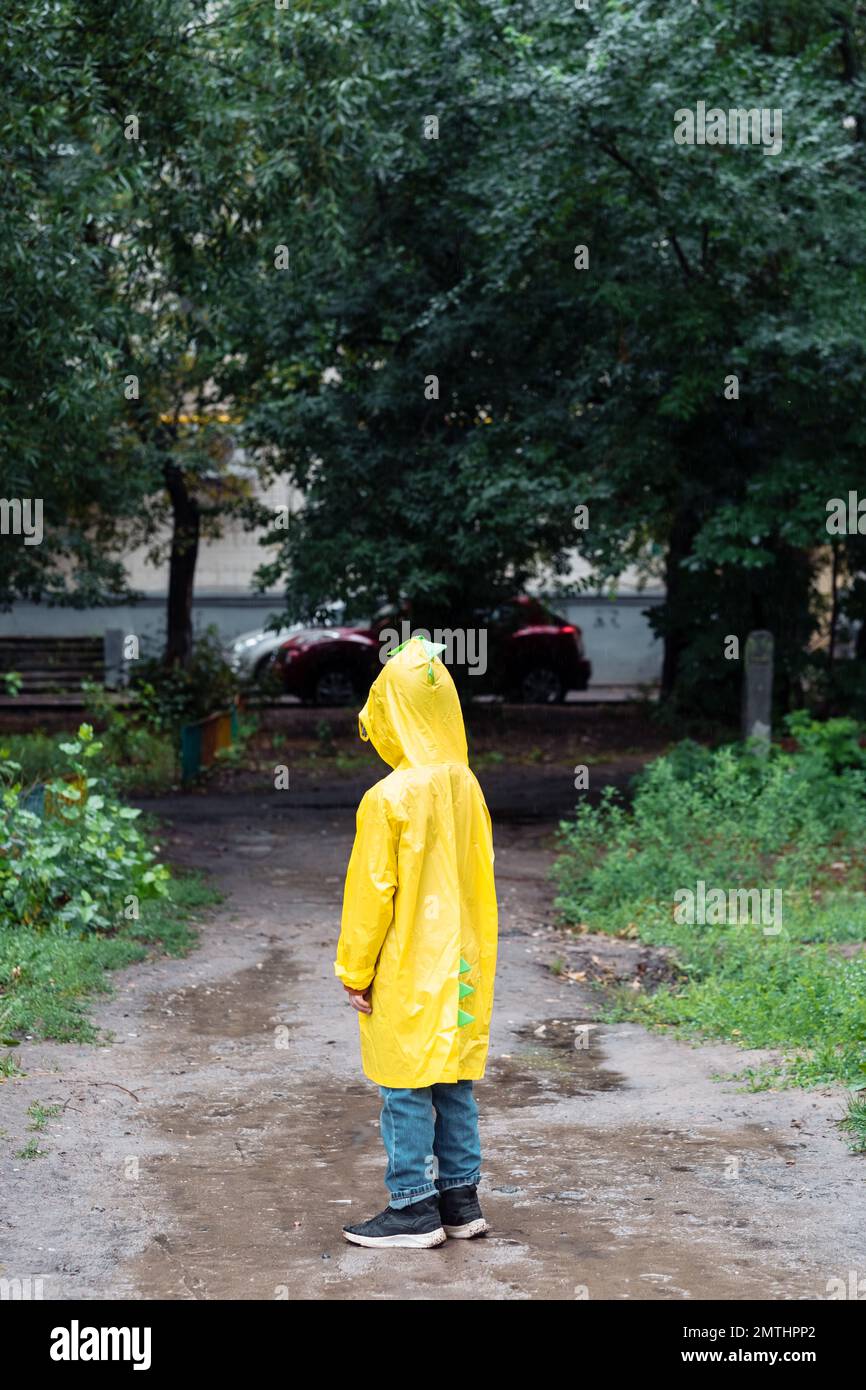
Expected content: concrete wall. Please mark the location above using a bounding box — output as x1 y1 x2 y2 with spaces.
0 595 286 660
558 594 663 686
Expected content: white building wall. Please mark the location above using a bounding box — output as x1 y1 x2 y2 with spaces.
123 474 295 597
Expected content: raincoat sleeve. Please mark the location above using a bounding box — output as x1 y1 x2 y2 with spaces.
334 786 399 992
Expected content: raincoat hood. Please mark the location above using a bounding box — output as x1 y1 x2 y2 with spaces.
358 638 468 769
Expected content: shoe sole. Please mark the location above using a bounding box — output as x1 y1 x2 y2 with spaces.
342 1227 447 1249
443 1218 489 1239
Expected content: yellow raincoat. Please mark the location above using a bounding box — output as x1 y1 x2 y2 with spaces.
334 638 498 1089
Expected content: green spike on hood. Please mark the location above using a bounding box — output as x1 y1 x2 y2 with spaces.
388 635 447 684
457 1008 475 1028
458 980 475 999
459 956 471 974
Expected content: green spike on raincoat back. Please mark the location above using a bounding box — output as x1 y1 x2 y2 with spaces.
388 635 447 683
458 954 475 1024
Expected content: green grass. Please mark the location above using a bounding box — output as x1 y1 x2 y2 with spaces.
840 1093 866 1153
15 1137 47 1160
554 732 866 1091
598 906 866 1090
3 1104 65 1160
26 1101 61 1131
0 872 220 1044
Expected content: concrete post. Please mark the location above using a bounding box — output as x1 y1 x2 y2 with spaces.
742 629 774 749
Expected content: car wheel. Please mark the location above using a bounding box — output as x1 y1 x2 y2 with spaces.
519 667 564 704
313 667 361 707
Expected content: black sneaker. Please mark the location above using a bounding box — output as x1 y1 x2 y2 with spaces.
342 1195 446 1249
438 1184 489 1239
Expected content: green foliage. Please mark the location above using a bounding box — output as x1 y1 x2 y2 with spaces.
784 710 866 772
4 0 866 708
840 1093 866 1153
0 723 169 936
0 870 218 1043
26 1101 60 1132
15 1138 46 1160
130 628 240 734
245 0 866 716
0 0 381 637
556 738 866 922
554 729 866 1087
5 715 175 796
80 683 177 788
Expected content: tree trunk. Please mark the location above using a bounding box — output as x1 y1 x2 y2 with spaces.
659 509 698 703
828 540 840 683
163 461 200 668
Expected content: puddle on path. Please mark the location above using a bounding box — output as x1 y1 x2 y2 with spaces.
120 961 835 1300
156 949 299 1040
129 1077 385 1299
487 1018 625 1106
126 1068 822 1301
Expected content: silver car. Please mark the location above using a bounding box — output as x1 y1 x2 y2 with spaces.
226 606 344 681
224 624 306 679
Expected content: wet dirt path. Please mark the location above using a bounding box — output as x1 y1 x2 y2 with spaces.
2 784 864 1301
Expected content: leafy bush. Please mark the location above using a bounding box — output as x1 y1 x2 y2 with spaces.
784 710 866 773
82 679 170 767
0 723 169 936
553 726 866 1088
556 738 866 933
4 713 176 794
130 627 240 734
0 723 221 1044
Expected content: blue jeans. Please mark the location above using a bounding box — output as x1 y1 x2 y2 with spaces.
378 1081 482 1208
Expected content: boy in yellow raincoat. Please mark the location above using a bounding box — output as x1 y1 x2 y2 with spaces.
335 636 498 1248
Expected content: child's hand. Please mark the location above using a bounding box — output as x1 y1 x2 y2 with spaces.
343 984 372 1015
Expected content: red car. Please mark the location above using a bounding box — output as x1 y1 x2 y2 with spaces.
272 597 591 706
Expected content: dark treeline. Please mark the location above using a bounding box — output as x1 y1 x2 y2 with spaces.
2 0 865 719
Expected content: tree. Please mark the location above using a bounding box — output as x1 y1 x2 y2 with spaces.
251 0 866 716
1 0 367 664
249 1 586 630
0 1 149 607
5 0 865 710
